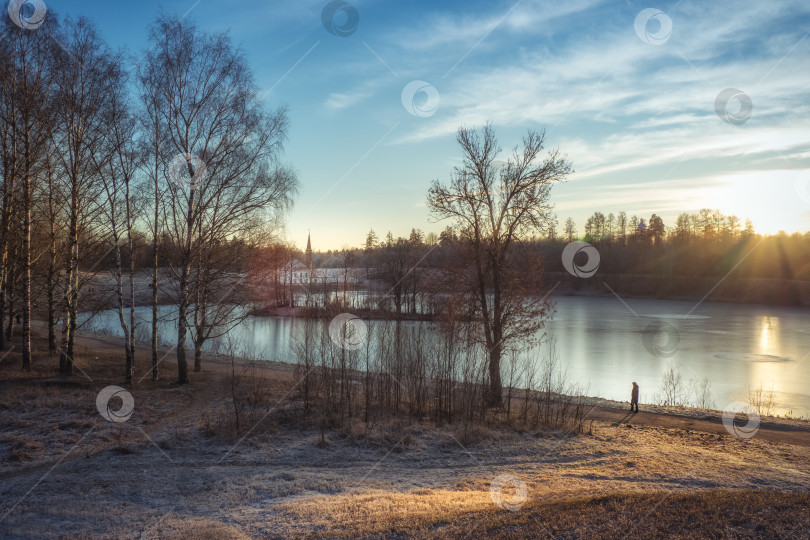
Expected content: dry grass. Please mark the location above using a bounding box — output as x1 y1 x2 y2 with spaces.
1 331 808 538
345 489 810 539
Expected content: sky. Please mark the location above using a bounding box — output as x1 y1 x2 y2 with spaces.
45 0 810 250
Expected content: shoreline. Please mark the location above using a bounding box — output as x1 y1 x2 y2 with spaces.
64 270 810 318
67 298 810 421
77 288 810 322
42 321 810 434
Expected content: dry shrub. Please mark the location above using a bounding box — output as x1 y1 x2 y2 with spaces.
200 402 278 444
9 437 45 461
747 382 777 416
363 420 410 449
339 417 367 440
452 422 503 445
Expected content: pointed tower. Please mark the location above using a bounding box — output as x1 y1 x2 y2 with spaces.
305 230 312 272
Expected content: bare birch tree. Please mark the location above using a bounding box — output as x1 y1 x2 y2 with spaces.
0 12 57 368
137 54 168 381
97 58 140 383
141 14 297 383
51 17 117 374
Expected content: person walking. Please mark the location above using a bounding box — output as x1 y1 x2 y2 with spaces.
630 382 639 412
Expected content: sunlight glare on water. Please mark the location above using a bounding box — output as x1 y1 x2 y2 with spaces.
81 297 810 418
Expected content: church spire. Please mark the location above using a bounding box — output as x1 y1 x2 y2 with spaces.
305 230 312 270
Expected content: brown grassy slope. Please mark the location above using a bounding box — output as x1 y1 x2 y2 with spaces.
354 490 810 540
1 329 809 539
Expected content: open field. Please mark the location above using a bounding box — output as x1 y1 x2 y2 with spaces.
0 328 808 539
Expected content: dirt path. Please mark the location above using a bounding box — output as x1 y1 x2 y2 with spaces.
586 406 810 447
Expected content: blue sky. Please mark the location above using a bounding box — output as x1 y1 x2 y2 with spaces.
49 0 810 250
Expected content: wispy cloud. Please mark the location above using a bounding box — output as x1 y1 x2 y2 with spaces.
325 89 374 110
390 0 810 181
387 0 606 51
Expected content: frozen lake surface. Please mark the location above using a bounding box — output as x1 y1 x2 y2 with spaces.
81 296 810 417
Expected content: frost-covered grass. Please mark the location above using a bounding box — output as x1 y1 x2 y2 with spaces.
0 332 808 538
2 410 808 538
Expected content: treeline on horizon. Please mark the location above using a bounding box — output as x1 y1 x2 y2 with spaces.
25 206 808 282
308 208 810 284
248 207 810 314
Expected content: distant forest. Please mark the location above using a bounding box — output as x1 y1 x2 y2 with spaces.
302 208 810 307
309 208 806 280
17 207 805 315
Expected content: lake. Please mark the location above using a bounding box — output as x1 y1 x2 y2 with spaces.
80 296 810 417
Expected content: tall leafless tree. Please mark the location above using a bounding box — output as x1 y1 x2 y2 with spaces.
97 57 140 383
41 138 64 355
0 13 57 368
140 15 297 383
51 17 117 374
137 52 168 381
427 124 572 407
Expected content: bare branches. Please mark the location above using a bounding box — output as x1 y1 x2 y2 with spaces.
426 124 572 407
138 14 299 382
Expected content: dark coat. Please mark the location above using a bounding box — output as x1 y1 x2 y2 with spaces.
631 384 639 401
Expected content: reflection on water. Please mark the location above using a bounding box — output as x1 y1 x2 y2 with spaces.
80 296 810 417
759 316 777 351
